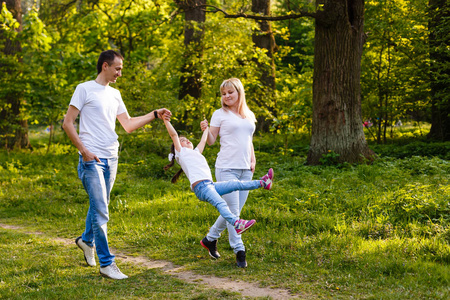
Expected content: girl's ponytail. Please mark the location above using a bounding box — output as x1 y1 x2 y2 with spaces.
163 143 184 184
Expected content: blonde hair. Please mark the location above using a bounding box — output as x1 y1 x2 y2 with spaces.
220 78 256 123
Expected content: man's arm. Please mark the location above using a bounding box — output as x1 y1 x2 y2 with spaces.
62 105 100 162
117 108 171 133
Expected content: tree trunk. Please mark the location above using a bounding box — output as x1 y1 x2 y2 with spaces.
427 0 450 141
307 0 374 165
252 0 277 131
0 0 29 149
177 0 205 100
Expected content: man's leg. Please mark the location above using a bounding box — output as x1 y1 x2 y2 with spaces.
79 159 115 267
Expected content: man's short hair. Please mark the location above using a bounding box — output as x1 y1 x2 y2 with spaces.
97 50 124 74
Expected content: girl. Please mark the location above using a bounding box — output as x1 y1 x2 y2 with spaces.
162 114 273 237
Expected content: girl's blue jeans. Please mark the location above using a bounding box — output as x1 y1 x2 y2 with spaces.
77 155 118 267
193 179 261 227
206 168 253 253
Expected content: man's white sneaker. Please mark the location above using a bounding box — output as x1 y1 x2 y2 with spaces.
100 262 128 280
75 236 96 267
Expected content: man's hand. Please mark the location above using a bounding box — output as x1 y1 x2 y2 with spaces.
81 150 100 162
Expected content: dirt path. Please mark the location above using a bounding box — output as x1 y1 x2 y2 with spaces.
0 223 299 299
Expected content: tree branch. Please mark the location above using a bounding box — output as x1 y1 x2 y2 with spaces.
201 4 316 21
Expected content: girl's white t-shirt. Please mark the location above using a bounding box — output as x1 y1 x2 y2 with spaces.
175 147 213 190
210 108 256 169
69 80 128 158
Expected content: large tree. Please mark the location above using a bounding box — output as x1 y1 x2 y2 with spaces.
208 0 374 164
0 0 29 149
427 0 450 141
307 0 374 164
251 0 276 99
176 0 206 100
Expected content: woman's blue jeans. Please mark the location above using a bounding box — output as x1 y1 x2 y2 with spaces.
193 179 261 227
77 156 118 267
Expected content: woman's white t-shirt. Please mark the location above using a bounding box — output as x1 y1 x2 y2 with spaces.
69 80 128 158
175 147 213 190
210 108 256 169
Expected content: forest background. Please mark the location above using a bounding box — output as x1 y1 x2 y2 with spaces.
1 0 449 154
0 0 450 299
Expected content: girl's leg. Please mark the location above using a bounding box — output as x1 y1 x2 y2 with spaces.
213 179 261 196
194 181 239 226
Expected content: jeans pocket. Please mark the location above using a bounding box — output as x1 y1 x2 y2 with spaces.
82 159 97 166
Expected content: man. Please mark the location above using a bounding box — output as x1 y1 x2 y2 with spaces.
63 50 170 280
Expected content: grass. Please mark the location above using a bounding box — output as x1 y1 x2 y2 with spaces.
0 125 449 299
0 230 244 299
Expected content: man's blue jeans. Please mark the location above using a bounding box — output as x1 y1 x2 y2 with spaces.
77 156 118 267
193 179 261 226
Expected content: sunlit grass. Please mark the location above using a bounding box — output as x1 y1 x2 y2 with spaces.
0 126 449 299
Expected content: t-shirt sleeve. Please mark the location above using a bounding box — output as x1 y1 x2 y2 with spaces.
69 84 87 111
210 109 222 127
116 91 128 116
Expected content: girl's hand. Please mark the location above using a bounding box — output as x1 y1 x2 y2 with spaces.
200 119 208 131
162 112 171 121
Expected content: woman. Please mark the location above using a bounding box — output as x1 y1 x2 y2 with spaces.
199 78 257 268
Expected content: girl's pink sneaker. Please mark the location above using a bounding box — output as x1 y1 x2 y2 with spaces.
234 219 256 235
260 168 274 190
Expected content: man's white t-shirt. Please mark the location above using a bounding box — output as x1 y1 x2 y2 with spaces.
175 147 213 190
210 108 256 169
69 80 128 158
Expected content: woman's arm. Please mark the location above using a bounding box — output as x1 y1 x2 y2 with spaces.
206 126 220 146
200 119 219 146
163 117 181 152
250 142 256 173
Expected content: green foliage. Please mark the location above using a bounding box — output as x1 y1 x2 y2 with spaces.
362 0 431 142
371 141 450 159
319 150 341 166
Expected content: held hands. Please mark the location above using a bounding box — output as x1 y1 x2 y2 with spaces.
200 119 208 132
156 108 172 120
162 112 171 122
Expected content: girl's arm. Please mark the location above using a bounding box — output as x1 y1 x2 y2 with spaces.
163 117 181 152
196 124 209 154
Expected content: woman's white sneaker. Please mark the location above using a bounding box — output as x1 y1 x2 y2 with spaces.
100 262 128 280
